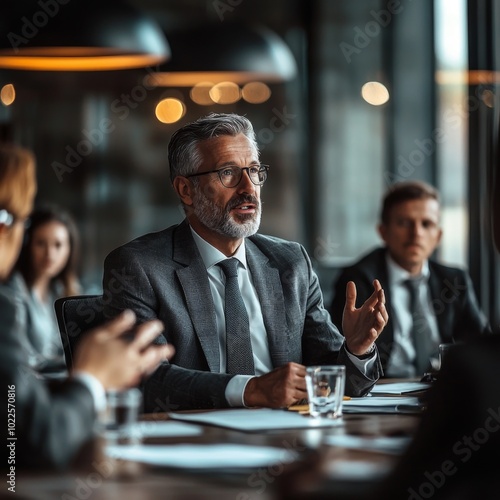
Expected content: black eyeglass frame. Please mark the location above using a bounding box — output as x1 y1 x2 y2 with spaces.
185 164 269 188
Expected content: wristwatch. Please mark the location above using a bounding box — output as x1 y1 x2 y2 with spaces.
347 343 376 360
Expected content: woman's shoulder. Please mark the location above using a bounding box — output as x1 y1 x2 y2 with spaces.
5 271 30 295
0 282 22 329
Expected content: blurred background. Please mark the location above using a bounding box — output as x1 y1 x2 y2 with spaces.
1 0 499 325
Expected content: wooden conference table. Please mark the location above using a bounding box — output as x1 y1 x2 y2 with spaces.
16 381 426 500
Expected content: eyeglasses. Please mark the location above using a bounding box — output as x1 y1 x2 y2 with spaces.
0 209 15 227
0 209 30 229
186 164 269 188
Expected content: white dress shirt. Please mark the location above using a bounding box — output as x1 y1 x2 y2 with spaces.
191 228 376 406
72 371 107 414
385 255 441 377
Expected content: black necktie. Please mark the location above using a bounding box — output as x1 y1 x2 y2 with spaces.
405 278 435 375
218 259 255 375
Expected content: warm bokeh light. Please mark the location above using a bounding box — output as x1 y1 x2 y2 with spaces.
190 82 215 105
0 84 15 106
435 69 500 85
155 98 185 124
242 82 271 104
481 89 496 108
146 71 289 87
361 81 390 106
209 82 241 104
0 48 167 71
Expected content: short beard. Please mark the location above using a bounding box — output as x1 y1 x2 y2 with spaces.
192 186 261 238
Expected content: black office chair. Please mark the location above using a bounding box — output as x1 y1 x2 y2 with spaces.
54 295 105 369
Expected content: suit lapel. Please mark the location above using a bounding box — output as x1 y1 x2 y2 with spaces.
246 240 289 367
173 221 220 372
370 249 394 367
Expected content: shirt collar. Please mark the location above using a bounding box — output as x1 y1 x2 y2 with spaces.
190 226 248 271
385 252 430 285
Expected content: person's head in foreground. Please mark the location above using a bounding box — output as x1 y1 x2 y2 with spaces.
0 143 173 469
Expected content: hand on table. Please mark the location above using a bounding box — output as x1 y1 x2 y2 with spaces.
243 362 308 408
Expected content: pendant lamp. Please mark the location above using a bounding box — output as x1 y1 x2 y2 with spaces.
0 0 170 71
148 22 296 87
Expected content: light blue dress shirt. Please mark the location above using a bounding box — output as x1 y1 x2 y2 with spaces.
385 255 441 377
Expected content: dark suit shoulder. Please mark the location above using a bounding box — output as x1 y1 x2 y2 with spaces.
108 225 177 255
427 259 469 280
0 286 17 322
248 233 307 263
0 287 23 356
336 247 387 281
104 224 181 269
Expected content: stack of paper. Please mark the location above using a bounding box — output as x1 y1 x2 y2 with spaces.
342 396 423 414
370 382 431 395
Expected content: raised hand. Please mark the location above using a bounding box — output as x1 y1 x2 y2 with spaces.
342 279 388 356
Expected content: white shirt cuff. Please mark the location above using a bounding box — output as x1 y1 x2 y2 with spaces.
72 371 107 414
225 375 254 407
345 347 377 376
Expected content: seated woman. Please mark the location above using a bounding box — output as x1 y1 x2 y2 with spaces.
11 205 81 373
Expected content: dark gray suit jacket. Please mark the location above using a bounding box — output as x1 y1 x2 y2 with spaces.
0 285 95 470
330 247 491 372
103 220 382 411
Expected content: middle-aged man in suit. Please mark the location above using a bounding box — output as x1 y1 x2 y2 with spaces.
103 112 389 412
330 180 490 377
0 144 173 470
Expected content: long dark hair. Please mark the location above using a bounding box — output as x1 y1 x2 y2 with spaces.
15 204 81 297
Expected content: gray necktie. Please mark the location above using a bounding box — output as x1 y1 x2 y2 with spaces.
405 278 435 375
218 259 255 375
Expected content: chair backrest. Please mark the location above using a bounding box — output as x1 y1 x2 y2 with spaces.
54 295 105 369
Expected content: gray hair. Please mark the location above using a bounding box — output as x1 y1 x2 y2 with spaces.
167 113 259 183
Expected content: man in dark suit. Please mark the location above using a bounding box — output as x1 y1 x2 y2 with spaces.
103 113 389 412
0 144 172 470
330 181 489 377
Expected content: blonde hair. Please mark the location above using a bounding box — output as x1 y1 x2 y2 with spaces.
0 144 37 219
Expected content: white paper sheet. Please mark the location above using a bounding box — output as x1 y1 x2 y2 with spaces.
105 443 298 469
370 382 431 395
169 408 343 431
326 460 392 480
324 435 412 455
133 421 203 438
